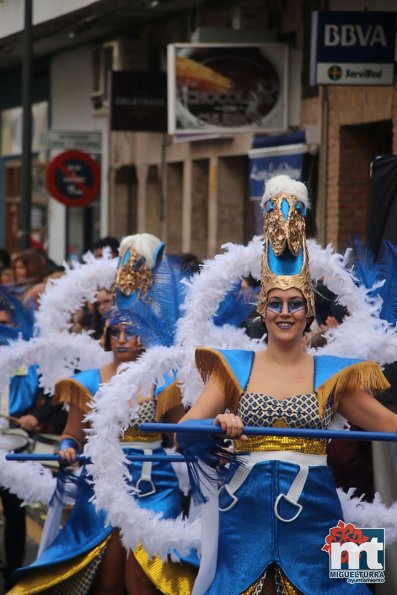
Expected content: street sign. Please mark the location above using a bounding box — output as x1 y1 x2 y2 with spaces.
46 130 102 153
46 149 100 207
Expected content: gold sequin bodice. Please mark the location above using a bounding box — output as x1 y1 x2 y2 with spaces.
234 392 332 455
123 399 161 442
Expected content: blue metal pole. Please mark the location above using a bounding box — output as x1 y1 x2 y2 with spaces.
140 422 397 442
5 453 187 463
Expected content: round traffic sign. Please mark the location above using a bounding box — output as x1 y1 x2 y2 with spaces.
46 149 100 207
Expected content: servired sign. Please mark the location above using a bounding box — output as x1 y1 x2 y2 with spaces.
310 11 396 86
46 149 100 207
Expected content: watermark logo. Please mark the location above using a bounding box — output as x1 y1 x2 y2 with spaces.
322 520 385 584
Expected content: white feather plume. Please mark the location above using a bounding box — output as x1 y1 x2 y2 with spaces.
0 332 111 395
36 251 116 336
0 452 55 505
85 345 201 557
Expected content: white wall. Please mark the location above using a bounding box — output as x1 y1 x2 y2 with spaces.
48 44 109 263
0 0 100 38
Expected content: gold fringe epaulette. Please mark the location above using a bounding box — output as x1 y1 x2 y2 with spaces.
195 347 242 412
317 360 390 417
155 380 182 421
54 379 92 414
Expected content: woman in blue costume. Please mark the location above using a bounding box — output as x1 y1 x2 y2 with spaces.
10 234 196 595
178 175 397 595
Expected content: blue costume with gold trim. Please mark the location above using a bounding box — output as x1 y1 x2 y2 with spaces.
191 347 389 595
11 368 194 595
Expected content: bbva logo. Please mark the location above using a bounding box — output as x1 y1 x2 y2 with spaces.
324 24 387 47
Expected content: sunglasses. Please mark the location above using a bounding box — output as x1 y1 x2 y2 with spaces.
266 298 307 314
109 327 138 341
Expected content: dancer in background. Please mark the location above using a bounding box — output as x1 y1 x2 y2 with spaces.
10 234 196 595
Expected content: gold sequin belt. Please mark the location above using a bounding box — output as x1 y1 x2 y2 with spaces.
233 434 327 455
122 427 162 443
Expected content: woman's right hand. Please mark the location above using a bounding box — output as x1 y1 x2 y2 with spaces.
58 447 77 464
214 413 247 440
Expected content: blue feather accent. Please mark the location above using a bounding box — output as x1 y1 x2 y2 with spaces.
377 241 397 323
350 238 397 324
213 283 258 328
350 237 380 296
177 419 245 505
0 285 34 341
268 242 304 276
148 254 188 331
111 254 188 348
0 325 20 345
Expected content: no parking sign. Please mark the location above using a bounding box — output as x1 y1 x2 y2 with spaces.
46 149 100 207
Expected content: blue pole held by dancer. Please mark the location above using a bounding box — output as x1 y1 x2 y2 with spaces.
141 421 397 442
5 453 187 463
6 422 397 462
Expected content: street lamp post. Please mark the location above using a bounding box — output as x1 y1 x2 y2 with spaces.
20 0 33 250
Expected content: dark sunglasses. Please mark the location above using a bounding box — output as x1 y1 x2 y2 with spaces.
266 298 307 314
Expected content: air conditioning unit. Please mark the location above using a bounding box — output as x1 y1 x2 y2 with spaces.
91 39 148 111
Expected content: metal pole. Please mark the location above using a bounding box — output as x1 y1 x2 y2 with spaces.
20 0 33 250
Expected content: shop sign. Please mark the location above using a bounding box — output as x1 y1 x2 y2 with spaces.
46 149 100 207
167 43 288 134
110 71 167 132
46 130 102 153
310 11 396 86
249 133 307 200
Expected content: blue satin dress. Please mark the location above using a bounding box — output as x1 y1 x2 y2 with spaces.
193 348 389 595
11 368 185 594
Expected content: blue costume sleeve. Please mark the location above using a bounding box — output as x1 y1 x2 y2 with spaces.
9 365 39 417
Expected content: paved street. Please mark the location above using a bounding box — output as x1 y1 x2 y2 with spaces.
0 504 42 594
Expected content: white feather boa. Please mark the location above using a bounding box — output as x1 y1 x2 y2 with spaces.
0 253 115 504
0 332 111 395
36 251 117 336
85 346 201 558
86 237 397 557
0 451 55 505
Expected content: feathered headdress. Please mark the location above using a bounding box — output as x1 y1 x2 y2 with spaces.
114 233 165 310
257 175 315 319
116 252 188 348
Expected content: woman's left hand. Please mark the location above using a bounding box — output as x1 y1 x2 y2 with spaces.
214 413 247 440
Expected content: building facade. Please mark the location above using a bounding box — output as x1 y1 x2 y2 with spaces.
0 0 396 262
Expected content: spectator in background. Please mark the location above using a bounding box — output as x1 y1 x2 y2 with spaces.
92 236 119 259
178 252 201 275
0 269 13 285
91 288 114 340
0 248 11 273
11 250 47 300
240 274 266 339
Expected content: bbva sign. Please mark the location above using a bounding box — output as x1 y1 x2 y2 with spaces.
324 24 387 48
